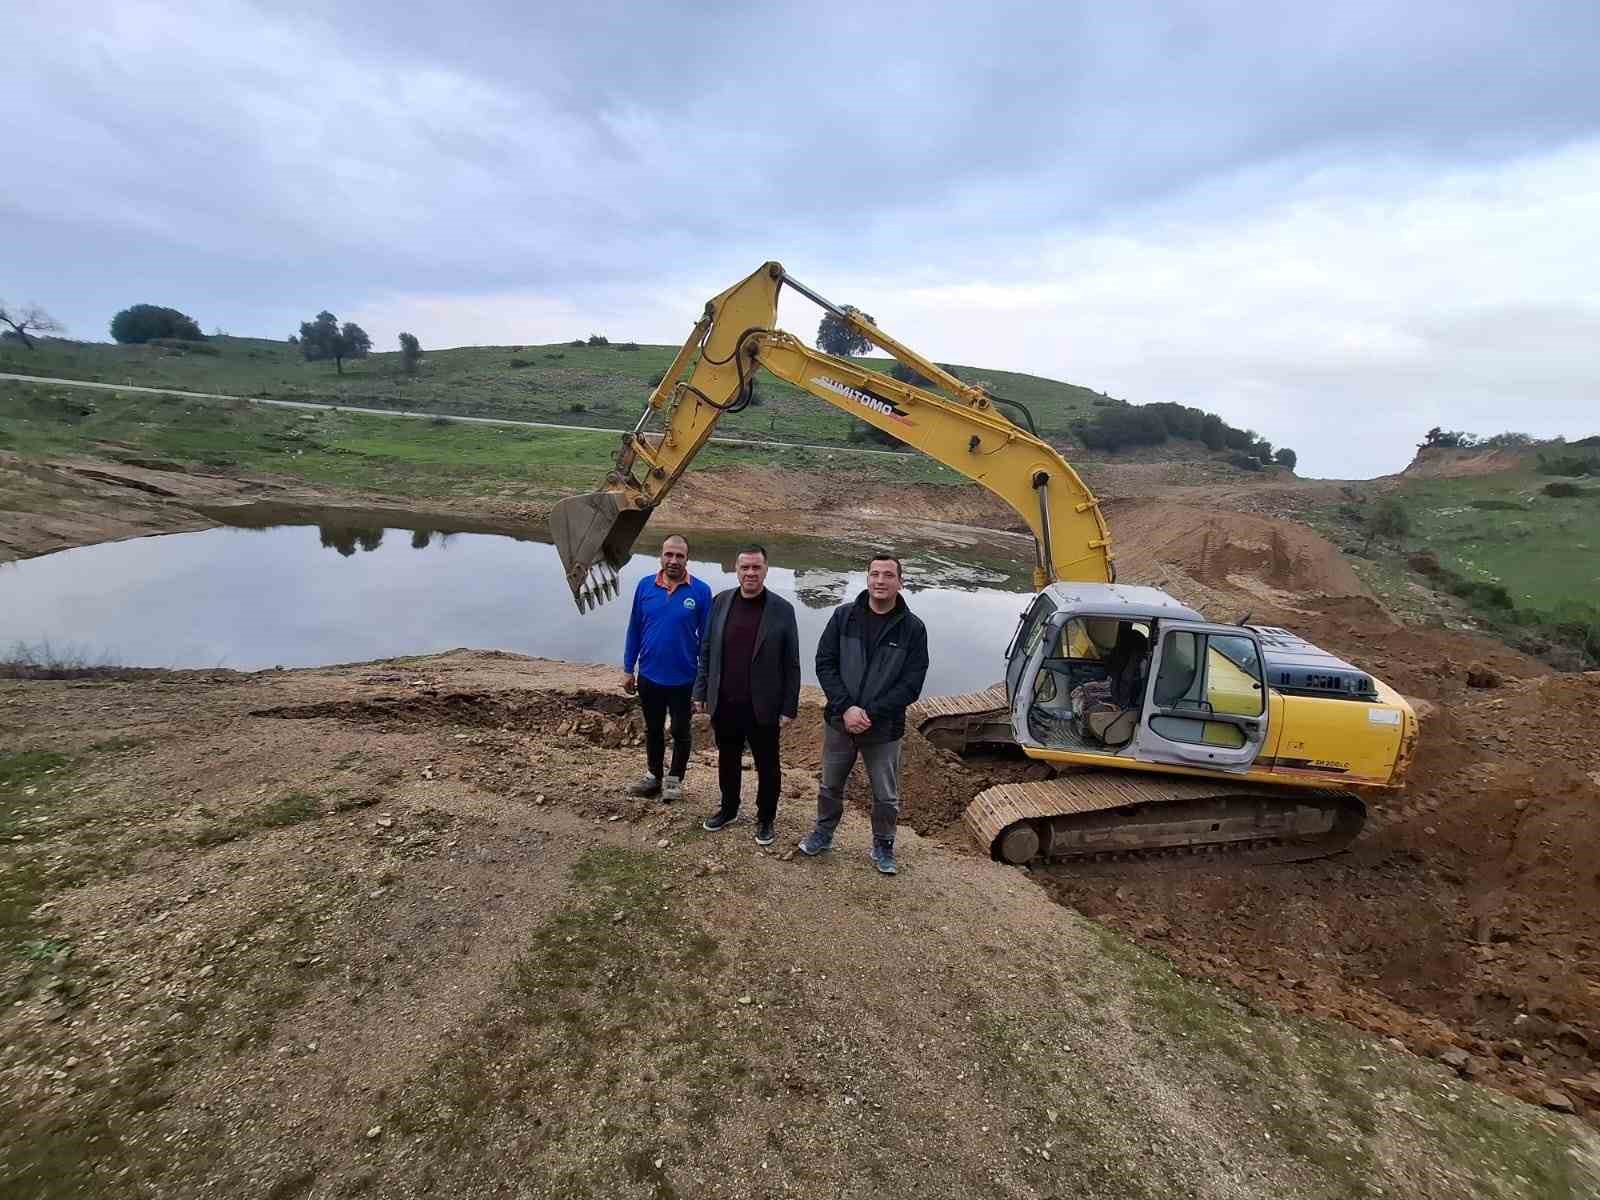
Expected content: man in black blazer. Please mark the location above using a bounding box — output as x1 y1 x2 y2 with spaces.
692 544 801 845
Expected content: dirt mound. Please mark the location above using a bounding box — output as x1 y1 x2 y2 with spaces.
1403 446 1538 479
254 689 1046 838
1031 670 1600 1124
1107 499 1370 610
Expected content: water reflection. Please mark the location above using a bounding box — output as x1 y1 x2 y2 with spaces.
1 517 1035 694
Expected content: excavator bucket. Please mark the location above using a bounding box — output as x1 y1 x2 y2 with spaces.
550 490 654 611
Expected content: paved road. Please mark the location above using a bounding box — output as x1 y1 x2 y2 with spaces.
0 372 913 459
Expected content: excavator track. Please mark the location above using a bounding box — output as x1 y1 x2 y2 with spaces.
964 774 1364 867
914 685 1014 751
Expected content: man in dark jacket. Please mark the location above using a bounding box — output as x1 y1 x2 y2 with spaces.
799 552 929 875
692 545 801 846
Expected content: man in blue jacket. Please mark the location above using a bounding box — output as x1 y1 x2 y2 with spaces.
622 534 713 801
799 552 929 875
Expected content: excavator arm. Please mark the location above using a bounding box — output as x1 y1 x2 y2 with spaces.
551 261 1114 609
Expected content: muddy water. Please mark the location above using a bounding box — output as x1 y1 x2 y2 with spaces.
0 513 1035 694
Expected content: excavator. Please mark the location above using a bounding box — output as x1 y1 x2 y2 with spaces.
551 262 1418 867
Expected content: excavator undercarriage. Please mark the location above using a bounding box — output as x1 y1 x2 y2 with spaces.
915 689 1368 868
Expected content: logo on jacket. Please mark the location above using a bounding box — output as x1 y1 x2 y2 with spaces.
683 597 697 609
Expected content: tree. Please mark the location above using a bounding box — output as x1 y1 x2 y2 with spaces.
1274 447 1298 471
109 304 203 344
0 301 65 350
398 332 422 374
1421 427 1478 450
816 305 875 357
1252 439 1274 464
1199 413 1228 451
298 311 371 373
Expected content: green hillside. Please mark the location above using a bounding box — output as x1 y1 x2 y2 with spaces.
0 336 1121 451
1390 467 1600 665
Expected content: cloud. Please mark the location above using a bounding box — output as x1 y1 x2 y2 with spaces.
4 0 1598 476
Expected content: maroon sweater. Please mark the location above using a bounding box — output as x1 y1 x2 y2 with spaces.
718 590 766 706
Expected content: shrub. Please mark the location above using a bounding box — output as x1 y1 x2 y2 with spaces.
646 371 666 389
1227 452 1263 471
1273 447 1297 471
1366 497 1410 543
1468 498 1526 511
508 357 534 368
569 339 585 347
110 304 204 344
586 334 609 346
543 352 564 361
616 341 640 351
1543 481 1586 498
568 402 587 413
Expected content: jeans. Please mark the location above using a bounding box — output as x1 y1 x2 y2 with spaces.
711 701 782 824
638 676 693 780
814 722 901 843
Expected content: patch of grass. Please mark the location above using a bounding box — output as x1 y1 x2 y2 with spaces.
382 847 741 1191
193 789 324 846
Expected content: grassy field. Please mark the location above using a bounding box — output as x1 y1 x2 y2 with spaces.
1299 470 1600 672
0 334 1114 452
0 378 963 503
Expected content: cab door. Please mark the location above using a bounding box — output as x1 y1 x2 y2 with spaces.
1005 593 1056 703
1136 621 1269 770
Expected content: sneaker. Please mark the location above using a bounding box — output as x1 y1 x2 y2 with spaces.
628 773 661 798
702 810 737 832
662 775 684 802
797 831 832 857
754 822 775 846
871 838 898 875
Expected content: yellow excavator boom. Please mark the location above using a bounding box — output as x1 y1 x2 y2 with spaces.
551 262 1113 608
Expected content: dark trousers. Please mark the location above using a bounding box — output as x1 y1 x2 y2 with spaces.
712 701 781 824
638 676 693 780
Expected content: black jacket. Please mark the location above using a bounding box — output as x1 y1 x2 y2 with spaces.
815 591 930 743
692 588 801 726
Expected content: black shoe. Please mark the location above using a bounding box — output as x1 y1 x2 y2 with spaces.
702 810 737 832
754 822 775 846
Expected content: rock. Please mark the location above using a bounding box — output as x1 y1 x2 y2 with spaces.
737 995 752 1005
777 849 797 862
1465 663 1502 689
366 1125 383 1140
1439 1048 1470 1072
1561 1076 1600 1105
376 817 394 829
1386 1037 1406 1054
657 838 670 849
1541 1089 1576 1114
534 794 546 805
198 964 216 979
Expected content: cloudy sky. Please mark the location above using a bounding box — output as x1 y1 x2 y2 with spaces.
6 1 1597 477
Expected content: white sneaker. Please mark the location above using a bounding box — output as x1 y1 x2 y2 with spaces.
662 775 684 802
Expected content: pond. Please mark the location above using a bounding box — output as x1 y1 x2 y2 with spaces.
0 508 1037 695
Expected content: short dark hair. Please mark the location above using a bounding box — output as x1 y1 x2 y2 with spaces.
662 534 690 553
868 552 903 578
735 544 768 562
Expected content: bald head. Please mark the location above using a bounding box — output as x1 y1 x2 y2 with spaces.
659 534 688 581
